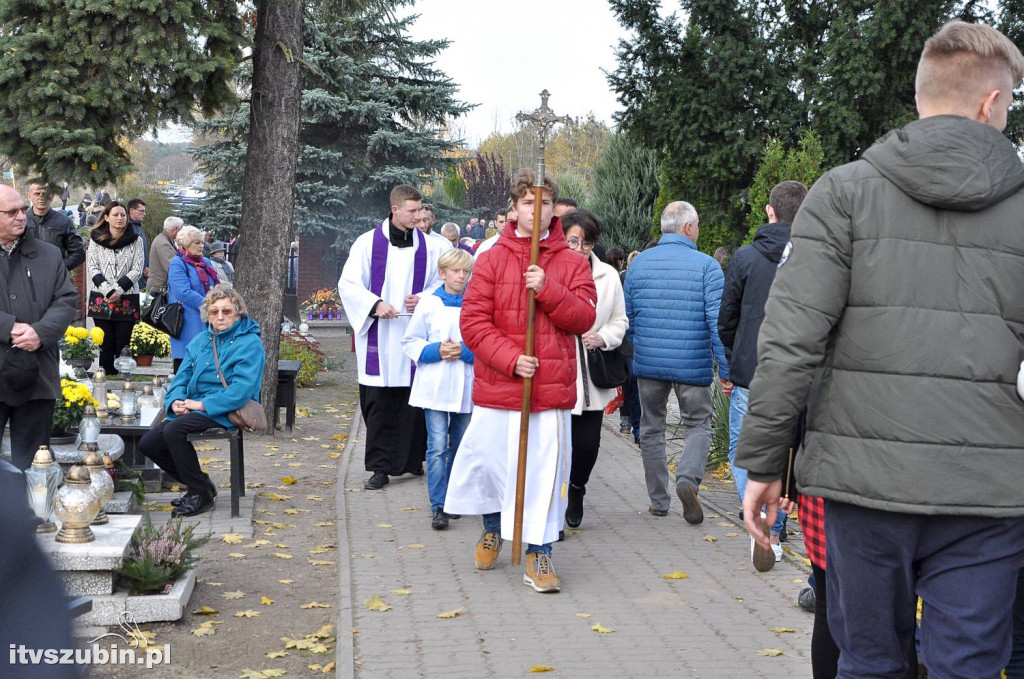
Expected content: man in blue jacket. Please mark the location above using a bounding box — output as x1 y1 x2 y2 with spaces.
624 201 730 524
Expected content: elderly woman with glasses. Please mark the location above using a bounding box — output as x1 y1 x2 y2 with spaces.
139 285 265 517
561 209 628 530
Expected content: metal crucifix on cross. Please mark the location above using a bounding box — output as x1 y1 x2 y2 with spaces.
515 89 573 188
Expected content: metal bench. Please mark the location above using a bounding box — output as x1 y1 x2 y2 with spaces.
186 427 245 517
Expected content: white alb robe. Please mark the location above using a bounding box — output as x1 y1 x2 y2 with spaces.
401 294 474 413
338 221 445 387
444 407 571 546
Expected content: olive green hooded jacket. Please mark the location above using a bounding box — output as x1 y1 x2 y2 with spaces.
735 115 1024 516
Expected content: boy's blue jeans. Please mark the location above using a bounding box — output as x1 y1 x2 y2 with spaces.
482 513 552 556
729 386 785 536
424 409 470 512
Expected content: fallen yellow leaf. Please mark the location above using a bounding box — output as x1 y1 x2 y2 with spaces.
190 626 216 637
399 506 421 511
229 553 246 558
391 589 413 596
575 613 591 618
308 559 335 566
724 532 739 537
310 623 334 639
591 622 614 634
266 651 287 659
530 666 555 673
769 627 795 633
322 662 336 674
407 544 426 549
309 545 335 554
274 553 294 560
663 571 688 580
758 648 784 657
703 535 717 542
246 540 272 549
314 521 335 527
307 495 324 501
436 607 464 619
280 476 297 485
264 493 292 501
302 436 319 441
300 601 332 609
262 670 285 678
282 637 317 650
222 591 245 600
222 533 245 544
278 579 295 585
234 610 261 618
261 596 275 606
363 596 390 612
192 605 219 616
377 523 392 528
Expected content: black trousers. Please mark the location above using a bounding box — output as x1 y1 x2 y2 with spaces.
359 385 426 476
811 564 840 679
94 318 136 375
172 358 183 373
139 413 218 494
827 500 1018 678
0 399 56 470
569 410 604 490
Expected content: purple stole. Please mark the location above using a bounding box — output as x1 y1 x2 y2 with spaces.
365 223 427 377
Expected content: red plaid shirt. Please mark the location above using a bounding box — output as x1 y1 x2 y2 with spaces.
798 493 826 569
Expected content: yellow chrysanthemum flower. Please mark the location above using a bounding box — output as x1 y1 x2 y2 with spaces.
90 327 104 345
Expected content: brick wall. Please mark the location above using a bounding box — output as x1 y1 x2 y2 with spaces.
295 232 343 307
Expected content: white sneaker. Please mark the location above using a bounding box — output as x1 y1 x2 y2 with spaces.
771 540 783 562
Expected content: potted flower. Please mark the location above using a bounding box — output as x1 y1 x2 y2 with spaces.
53 378 99 443
129 324 171 366
59 326 104 372
301 288 341 320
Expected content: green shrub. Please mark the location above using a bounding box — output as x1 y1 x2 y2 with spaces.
115 516 208 595
279 336 326 387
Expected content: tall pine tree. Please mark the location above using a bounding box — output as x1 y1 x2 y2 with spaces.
191 3 470 250
0 0 240 185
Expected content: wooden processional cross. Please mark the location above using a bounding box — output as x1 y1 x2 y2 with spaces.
510 90 572 565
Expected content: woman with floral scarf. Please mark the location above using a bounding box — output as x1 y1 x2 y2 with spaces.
167 225 219 372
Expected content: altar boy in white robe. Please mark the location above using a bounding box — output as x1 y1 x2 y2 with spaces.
444 170 596 593
401 248 476 531
339 185 447 490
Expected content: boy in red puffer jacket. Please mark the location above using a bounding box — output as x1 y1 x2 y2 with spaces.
444 169 596 593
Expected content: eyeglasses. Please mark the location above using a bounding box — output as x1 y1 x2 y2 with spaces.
567 237 595 250
1 206 27 218
208 308 236 317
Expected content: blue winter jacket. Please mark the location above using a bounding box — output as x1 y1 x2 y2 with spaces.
624 234 729 385
164 316 265 429
167 254 218 359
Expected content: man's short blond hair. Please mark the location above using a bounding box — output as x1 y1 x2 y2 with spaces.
509 169 559 205
916 21 1024 106
438 247 474 272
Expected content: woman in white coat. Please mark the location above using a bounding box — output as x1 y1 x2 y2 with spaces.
562 209 628 529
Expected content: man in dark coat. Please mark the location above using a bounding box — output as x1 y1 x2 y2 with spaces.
127 197 150 287
718 180 806 570
25 182 85 271
737 22 1024 676
0 185 78 469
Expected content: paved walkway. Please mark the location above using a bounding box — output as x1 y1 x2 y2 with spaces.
336 408 814 678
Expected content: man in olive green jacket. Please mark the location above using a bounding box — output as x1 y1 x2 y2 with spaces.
737 21 1024 677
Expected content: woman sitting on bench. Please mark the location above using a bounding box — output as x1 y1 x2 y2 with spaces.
140 285 266 517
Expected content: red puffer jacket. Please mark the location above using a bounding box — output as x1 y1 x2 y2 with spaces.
462 219 597 412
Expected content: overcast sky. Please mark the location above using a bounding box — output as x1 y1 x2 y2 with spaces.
405 0 627 146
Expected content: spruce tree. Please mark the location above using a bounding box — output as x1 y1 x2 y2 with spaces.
590 132 660 254
0 0 240 186
191 3 469 249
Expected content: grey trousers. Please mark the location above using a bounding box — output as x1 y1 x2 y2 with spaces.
637 378 713 511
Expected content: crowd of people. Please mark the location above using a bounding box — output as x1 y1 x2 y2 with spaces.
338 20 1024 678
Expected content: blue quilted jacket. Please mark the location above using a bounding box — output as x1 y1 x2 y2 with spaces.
624 234 729 385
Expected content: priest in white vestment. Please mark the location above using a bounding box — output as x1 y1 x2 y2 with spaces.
338 185 446 490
